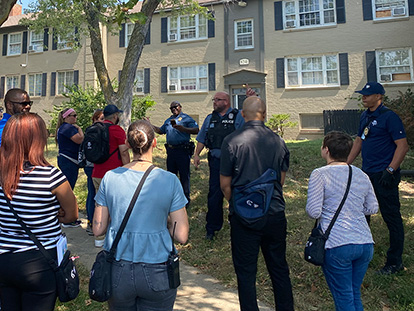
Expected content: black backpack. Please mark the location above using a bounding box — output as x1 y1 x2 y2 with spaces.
81 122 118 164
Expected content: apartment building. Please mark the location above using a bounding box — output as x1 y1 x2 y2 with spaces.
1 0 413 139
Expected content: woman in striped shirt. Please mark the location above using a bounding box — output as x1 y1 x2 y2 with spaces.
0 113 78 311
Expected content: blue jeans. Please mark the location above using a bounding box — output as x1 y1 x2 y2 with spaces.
57 155 79 190
323 243 374 311
84 166 95 223
109 260 177 311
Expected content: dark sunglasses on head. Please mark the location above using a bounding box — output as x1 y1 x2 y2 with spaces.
11 101 33 106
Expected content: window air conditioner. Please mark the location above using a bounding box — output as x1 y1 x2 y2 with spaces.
380 73 392 82
392 7 406 16
285 20 296 28
169 84 177 91
28 45 35 52
169 33 177 41
135 86 143 93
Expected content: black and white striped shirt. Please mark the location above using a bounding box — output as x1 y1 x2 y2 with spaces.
0 165 67 253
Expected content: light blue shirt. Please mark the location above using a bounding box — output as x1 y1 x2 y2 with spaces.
159 112 198 145
95 167 188 263
196 107 245 158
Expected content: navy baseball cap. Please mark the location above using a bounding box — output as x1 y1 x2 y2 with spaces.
355 82 385 95
103 104 123 116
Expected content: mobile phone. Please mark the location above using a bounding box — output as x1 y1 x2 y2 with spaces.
171 120 176 126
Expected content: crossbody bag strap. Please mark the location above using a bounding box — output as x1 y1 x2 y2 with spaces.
4 196 59 270
324 165 352 238
108 165 155 259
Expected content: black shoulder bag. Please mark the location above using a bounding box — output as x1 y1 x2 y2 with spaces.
304 165 352 266
89 165 155 302
5 196 80 302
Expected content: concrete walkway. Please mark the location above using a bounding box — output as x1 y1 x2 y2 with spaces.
63 214 272 311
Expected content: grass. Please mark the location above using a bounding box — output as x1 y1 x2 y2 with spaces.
46 137 414 311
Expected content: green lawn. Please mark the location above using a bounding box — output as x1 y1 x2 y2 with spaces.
47 137 414 311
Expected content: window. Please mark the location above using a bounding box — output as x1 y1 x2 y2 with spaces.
168 14 207 42
6 75 19 91
168 65 208 92
57 29 75 50
373 0 408 19
29 31 43 53
300 113 324 130
283 0 336 29
28 73 43 96
57 71 74 94
8 33 22 55
134 69 144 93
235 19 253 49
125 23 134 47
285 54 339 87
377 48 413 83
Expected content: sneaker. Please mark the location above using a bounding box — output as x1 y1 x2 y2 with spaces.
95 235 105 248
377 264 404 275
61 220 82 228
86 224 94 236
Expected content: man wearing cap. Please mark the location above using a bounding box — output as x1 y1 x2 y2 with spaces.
152 101 199 206
347 82 409 275
92 104 130 191
0 88 32 146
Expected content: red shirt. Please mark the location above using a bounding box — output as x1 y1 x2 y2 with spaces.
92 120 126 178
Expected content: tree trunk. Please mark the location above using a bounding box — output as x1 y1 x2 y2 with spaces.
0 0 17 26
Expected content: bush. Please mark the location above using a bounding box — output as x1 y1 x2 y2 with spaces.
265 114 298 138
383 88 414 148
46 84 156 134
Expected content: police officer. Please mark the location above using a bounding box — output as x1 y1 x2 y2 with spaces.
152 101 199 206
194 92 245 240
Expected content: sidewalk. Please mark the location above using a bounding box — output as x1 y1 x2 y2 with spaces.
63 214 272 311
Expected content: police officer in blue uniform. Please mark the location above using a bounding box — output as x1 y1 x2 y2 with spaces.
347 82 409 275
153 101 199 206
194 92 245 240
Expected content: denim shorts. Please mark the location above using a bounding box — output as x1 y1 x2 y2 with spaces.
109 260 177 311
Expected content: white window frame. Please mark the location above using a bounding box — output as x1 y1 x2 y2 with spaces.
285 54 340 88
168 64 208 92
376 48 413 83
7 32 22 56
372 0 408 20
283 0 336 30
134 69 145 94
28 73 43 96
56 29 75 50
29 31 43 53
6 75 19 92
234 19 254 50
125 23 134 47
168 14 207 42
57 71 74 95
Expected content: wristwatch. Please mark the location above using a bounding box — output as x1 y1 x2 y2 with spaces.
387 166 395 174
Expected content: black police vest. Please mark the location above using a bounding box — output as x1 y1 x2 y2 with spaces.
205 109 239 150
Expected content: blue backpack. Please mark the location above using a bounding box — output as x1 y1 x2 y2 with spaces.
232 168 277 230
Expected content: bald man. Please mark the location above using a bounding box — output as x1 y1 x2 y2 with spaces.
0 88 32 146
220 96 294 311
194 91 245 240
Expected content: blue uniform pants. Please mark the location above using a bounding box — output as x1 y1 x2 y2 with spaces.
57 155 79 190
166 146 191 204
366 170 404 266
206 153 224 234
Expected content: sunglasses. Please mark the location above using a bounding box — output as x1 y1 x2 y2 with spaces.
11 101 33 106
69 114 78 117
170 106 179 111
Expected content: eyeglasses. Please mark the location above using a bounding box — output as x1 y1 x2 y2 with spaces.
212 98 226 102
69 114 77 117
11 101 33 106
170 106 179 111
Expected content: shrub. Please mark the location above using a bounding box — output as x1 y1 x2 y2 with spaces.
383 88 414 148
265 114 298 138
46 84 156 135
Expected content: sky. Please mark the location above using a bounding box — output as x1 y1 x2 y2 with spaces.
17 0 32 11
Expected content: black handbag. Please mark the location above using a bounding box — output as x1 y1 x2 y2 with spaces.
304 165 352 266
5 197 79 302
89 165 155 302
